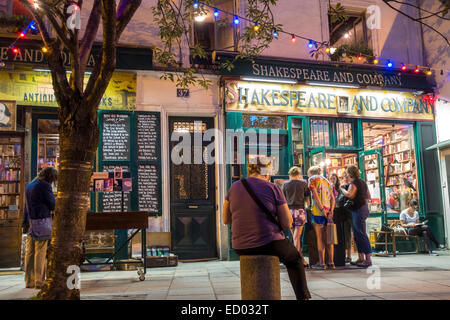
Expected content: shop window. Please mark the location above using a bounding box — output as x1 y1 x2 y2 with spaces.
242 114 286 129
336 121 353 147
193 0 236 52
38 119 60 173
363 122 419 214
291 118 304 173
310 119 330 147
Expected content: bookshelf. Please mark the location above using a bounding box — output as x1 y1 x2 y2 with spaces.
291 118 304 174
0 135 24 268
327 154 358 180
38 134 59 172
364 124 417 213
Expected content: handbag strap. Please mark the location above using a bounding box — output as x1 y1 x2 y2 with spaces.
241 179 284 231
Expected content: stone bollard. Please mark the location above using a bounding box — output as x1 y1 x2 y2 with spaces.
240 255 281 300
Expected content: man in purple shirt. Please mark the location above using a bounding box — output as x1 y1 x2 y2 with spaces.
223 161 311 300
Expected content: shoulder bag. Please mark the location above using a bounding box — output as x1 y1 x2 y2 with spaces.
240 179 287 234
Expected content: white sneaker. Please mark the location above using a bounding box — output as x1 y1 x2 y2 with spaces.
438 245 446 250
429 251 439 256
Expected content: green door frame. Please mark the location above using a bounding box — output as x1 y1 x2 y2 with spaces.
310 146 326 175
358 148 387 223
287 115 307 170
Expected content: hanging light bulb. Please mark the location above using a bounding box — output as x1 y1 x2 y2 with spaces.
19 32 26 38
426 68 432 76
272 28 278 38
401 63 407 71
387 60 393 68
291 34 296 43
373 57 379 64
253 22 260 31
41 46 48 53
233 15 240 25
307 40 314 48
193 1 199 8
213 9 219 18
357 53 363 61
325 47 330 53
414 66 420 73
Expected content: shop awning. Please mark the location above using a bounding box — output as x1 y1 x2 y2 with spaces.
426 139 450 151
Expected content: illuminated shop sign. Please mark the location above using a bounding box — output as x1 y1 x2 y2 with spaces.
219 56 431 90
225 81 434 121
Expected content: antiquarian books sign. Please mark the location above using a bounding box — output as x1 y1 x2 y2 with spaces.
225 81 434 121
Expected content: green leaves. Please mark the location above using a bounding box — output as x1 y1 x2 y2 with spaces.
328 2 348 24
152 0 280 89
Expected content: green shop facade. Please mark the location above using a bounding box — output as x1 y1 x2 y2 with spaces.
0 37 158 267
220 56 445 259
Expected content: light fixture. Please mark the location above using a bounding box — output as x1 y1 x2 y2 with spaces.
194 14 207 22
306 81 360 89
253 22 259 31
414 66 420 73
19 32 25 38
242 77 298 84
426 69 432 76
373 57 379 64
41 46 48 53
291 34 296 43
213 9 219 18
308 40 314 48
325 47 330 53
272 28 278 37
344 33 349 39
401 63 407 71
193 1 199 8
386 60 393 68
233 15 240 25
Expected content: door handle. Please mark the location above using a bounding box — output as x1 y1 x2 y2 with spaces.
188 205 199 209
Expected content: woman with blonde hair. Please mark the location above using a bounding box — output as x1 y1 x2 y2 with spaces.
340 165 372 268
223 160 311 300
282 166 310 268
307 166 336 270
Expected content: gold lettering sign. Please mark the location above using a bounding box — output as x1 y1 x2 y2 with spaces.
0 71 136 110
225 81 434 121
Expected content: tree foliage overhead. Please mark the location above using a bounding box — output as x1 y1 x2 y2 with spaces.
152 0 282 88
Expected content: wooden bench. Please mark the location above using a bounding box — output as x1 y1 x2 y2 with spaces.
371 220 421 257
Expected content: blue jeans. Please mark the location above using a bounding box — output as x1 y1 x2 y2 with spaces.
350 205 372 255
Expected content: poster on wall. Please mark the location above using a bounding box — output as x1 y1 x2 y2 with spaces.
0 101 16 131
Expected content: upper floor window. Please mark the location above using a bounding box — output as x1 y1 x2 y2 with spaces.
193 0 236 52
328 6 373 62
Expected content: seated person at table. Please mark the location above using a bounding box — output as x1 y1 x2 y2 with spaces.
400 200 445 255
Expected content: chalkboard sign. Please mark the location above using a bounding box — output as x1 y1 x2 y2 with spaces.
138 164 159 213
102 165 130 211
102 113 130 161
137 113 158 161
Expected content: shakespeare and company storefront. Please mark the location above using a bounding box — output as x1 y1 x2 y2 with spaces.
220 57 444 259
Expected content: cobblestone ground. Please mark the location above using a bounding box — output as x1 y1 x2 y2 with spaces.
1 251 450 300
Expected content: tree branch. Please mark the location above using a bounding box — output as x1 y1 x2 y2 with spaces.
83 0 117 120
18 0 52 46
383 0 450 45
116 0 142 41
79 0 102 67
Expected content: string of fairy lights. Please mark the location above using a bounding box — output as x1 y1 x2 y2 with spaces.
193 0 447 76
0 0 446 79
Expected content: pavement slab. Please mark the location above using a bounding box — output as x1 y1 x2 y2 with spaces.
1 252 450 300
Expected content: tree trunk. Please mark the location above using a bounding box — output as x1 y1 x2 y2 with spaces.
38 102 99 300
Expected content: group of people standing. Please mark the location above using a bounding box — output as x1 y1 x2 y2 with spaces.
282 164 373 270
223 161 373 300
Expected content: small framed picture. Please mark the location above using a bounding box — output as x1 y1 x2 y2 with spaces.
0 101 16 131
338 96 350 113
114 167 123 180
94 179 104 192
113 179 123 191
104 178 113 192
122 178 132 192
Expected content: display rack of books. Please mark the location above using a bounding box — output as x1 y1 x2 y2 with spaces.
363 154 383 213
291 118 304 173
327 154 358 179
0 135 24 268
38 134 60 172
